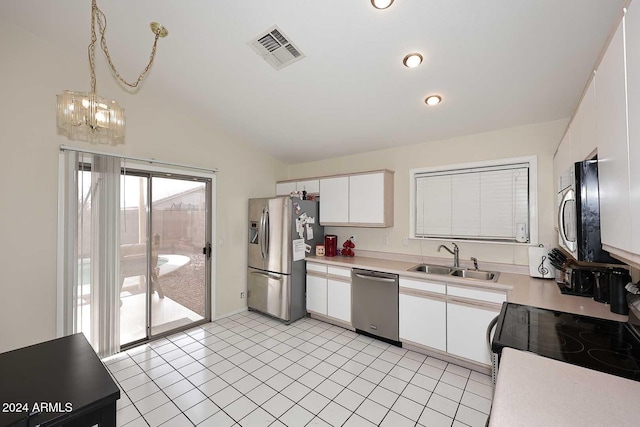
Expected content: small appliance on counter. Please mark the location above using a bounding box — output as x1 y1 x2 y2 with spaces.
324 234 338 257
609 268 632 315
528 245 555 279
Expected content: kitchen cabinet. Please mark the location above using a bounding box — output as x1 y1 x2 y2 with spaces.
446 284 505 365
398 277 446 352
320 170 394 227
276 181 297 196
447 299 500 366
327 278 351 323
624 2 640 257
553 129 572 230
306 273 327 315
275 179 320 196
319 176 350 224
305 262 352 326
571 77 598 162
596 17 633 255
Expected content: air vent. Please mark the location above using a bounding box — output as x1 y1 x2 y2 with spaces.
248 25 305 70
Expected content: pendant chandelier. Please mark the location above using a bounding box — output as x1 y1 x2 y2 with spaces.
56 0 168 145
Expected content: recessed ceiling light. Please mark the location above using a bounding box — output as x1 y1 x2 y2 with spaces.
403 53 423 68
425 95 442 106
371 0 394 10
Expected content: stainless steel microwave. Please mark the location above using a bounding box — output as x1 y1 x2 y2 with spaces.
557 160 618 263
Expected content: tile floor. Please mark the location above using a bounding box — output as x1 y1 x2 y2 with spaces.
103 311 493 427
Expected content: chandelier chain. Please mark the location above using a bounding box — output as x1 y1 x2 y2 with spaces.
88 0 163 92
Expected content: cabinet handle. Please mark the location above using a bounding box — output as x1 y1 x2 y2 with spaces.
447 296 502 311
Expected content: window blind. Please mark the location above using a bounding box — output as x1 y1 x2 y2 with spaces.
415 163 529 241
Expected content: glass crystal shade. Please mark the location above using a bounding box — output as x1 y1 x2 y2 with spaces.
56 90 125 144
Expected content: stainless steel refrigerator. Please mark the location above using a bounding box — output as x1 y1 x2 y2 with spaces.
247 197 323 323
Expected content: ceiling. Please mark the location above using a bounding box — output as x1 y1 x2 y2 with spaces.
0 0 627 163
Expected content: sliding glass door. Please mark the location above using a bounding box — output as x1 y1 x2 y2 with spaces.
119 171 211 347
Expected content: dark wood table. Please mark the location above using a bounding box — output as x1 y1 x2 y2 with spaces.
0 333 120 427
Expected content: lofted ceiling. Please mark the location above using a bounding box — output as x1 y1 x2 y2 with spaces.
0 0 627 163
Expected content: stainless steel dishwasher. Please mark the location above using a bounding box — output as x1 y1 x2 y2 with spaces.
351 268 399 343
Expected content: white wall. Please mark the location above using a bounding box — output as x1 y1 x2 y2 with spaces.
0 21 286 352
287 120 567 266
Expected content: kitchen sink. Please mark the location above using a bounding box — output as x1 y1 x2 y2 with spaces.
407 264 453 275
407 264 500 282
450 269 499 281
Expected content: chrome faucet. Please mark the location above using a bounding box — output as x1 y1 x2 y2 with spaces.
471 257 479 270
437 243 459 268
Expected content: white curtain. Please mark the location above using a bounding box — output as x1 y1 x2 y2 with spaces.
60 150 121 357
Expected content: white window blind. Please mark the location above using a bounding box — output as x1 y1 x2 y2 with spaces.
414 163 530 241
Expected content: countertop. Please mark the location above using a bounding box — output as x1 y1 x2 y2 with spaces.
305 254 628 322
489 348 640 427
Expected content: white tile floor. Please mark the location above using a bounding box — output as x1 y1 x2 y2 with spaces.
103 311 493 427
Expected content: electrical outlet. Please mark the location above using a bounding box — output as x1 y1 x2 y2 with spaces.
383 236 389 244
402 237 409 246
240 292 245 299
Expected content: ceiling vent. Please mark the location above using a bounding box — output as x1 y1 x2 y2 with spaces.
248 25 305 70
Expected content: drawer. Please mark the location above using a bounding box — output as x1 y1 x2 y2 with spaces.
399 277 446 294
307 262 327 274
447 285 507 304
328 266 351 278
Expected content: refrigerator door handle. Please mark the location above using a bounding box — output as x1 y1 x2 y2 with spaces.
250 271 283 281
264 208 270 256
259 208 266 259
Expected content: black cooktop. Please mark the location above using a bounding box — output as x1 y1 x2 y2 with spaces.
492 303 640 382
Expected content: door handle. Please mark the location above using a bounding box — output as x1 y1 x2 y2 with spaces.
259 208 266 259
264 209 270 256
250 271 283 281
202 243 212 259
354 273 396 282
558 189 576 252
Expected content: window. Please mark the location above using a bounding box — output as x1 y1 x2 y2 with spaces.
410 156 538 243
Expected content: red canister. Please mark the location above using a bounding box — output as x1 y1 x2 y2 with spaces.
324 235 338 257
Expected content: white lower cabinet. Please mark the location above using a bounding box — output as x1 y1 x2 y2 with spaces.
306 263 352 325
327 279 351 323
399 292 446 352
306 274 327 315
446 299 500 365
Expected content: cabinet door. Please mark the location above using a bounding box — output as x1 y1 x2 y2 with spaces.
296 179 320 194
349 173 385 224
320 176 349 224
306 274 327 315
596 18 632 253
625 3 640 255
553 130 572 232
327 279 351 323
399 293 446 352
276 182 296 196
447 300 499 365
572 77 598 162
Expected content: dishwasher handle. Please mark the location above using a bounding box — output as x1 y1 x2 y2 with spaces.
353 273 397 283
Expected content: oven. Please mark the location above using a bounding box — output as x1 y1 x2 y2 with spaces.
490 302 640 384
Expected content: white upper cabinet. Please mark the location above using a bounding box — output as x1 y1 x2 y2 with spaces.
275 181 297 196
572 77 598 162
596 17 633 254
296 179 320 194
319 176 350 224
624 2 640 255
320 170 394 227
349 172 386 225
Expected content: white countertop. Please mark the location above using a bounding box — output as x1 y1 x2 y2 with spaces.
305 254 628 322
490 348 640 427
